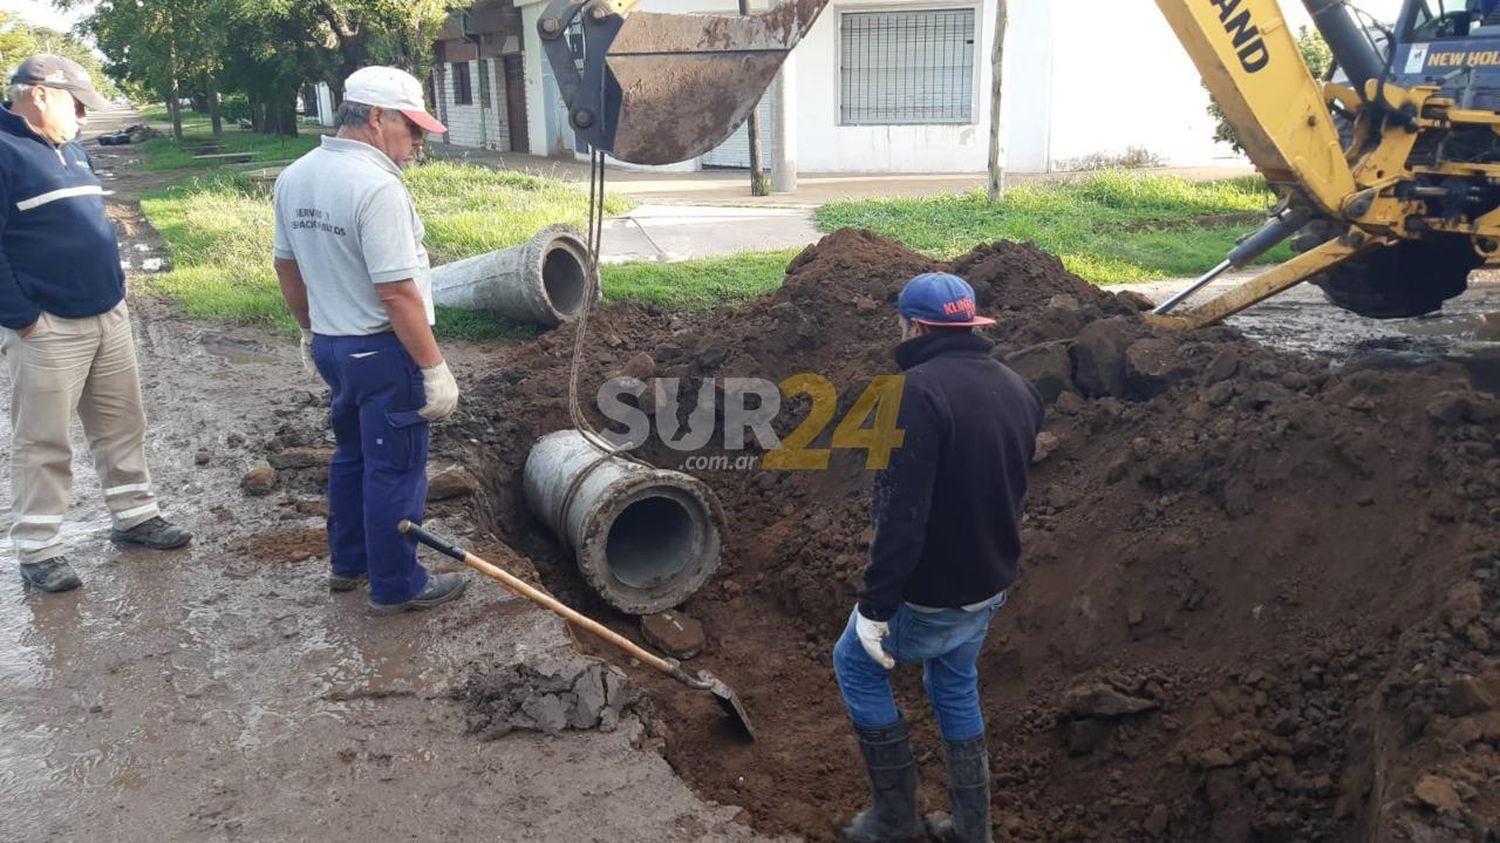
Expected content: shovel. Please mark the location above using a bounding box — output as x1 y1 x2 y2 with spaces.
398 520 755 741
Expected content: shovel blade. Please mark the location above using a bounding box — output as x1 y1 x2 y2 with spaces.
706 677 756 741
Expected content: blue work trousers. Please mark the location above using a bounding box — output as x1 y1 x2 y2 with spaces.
833 593 1006 741
312 331 430 605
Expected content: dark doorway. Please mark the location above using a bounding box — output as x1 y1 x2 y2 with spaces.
503 55 530 154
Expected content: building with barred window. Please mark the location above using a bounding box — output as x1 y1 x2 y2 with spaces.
429 1 531 153
432 0 1286 173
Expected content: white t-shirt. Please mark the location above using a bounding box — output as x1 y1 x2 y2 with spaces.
272 136 434 336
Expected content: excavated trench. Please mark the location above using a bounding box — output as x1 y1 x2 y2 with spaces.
440 230 1500 842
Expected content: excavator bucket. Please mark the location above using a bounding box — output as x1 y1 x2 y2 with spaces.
538 0 829 165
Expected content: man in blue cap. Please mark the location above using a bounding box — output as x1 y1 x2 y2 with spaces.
832 272 1044 843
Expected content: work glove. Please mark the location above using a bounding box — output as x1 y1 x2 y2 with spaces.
855 609 895 670
419 360 460 421
298 328 315 377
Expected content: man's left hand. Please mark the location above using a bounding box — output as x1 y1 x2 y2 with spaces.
855 610 895 669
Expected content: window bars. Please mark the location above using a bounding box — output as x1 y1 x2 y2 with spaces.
839 8 976 126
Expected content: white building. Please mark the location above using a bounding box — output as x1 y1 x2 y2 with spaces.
433 0 1356 174
430 3 532 152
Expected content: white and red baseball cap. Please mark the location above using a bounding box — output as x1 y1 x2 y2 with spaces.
344 66 446 135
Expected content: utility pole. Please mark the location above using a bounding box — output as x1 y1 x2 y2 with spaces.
739 0 769 196
987 0 1010 202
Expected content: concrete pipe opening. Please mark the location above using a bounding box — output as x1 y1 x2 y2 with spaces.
524 430 725 615
542 245 589 317
430 225 598 327
606 495 697 590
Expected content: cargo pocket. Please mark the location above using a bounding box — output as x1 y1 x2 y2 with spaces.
371 410 430 472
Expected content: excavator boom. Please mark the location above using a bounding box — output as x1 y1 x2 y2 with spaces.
1153 0 1355 216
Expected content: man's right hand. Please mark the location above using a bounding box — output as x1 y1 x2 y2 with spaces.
298 328 316 377
855 610 895 670
419 361 459 420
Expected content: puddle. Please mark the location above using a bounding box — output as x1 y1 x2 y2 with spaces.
199 337 282 365
1125 276 1500 395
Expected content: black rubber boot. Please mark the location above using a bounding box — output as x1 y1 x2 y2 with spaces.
924 734 992 843
840 719 923 842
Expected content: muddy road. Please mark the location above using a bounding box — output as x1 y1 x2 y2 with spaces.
0 301 765 842
0 113 764 843
1124 271 1500 384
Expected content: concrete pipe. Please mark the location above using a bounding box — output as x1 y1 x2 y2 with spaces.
523 430 725 615
430 225 597 327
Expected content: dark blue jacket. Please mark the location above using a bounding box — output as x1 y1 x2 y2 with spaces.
0 106 124 329
858 331 1045 621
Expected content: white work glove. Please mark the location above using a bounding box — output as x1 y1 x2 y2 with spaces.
298 328 315 377
855 610 895 670
419 360 459 421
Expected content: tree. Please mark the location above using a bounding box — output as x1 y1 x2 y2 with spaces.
76 0 452 138
310 0 449 102
987 0 1009 202
0 12 119 99
78 0 207 138
1207 26 1332 155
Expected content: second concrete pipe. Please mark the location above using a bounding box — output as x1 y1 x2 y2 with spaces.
430 225 597 327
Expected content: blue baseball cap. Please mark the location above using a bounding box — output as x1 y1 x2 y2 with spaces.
897 272 995 328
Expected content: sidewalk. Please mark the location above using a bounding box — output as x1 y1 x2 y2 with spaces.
600 205 819 263
427 144 1254 264
426 144 1254 208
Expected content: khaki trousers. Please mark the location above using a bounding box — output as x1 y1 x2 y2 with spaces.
1 301 159 564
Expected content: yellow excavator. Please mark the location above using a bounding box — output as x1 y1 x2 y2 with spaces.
538 0 1500 329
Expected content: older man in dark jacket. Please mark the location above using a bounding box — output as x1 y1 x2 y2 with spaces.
1 55 191 594
833 272 1044 843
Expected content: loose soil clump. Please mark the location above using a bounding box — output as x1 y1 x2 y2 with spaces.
440 229 1500 841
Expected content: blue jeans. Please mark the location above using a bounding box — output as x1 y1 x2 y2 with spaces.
833 593 1006 742
312 332 431 605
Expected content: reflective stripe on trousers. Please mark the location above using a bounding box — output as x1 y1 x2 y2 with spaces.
2 302 158 564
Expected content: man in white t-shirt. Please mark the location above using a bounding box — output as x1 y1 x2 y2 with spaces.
272 66 465 613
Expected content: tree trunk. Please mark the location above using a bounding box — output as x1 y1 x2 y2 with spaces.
275 90 299 136
168 41 183 141
167 88 183 141
738 0 769 196
747 109 769 196
208 77 223 136
987 0 1009 203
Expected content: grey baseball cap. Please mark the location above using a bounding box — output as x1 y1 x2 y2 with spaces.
10 54 111 111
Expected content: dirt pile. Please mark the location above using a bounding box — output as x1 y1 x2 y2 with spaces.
437 229 1500 841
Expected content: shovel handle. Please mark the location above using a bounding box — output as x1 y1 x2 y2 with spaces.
398 520 678 675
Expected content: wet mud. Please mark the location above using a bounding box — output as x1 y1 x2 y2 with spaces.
0 123 763 841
